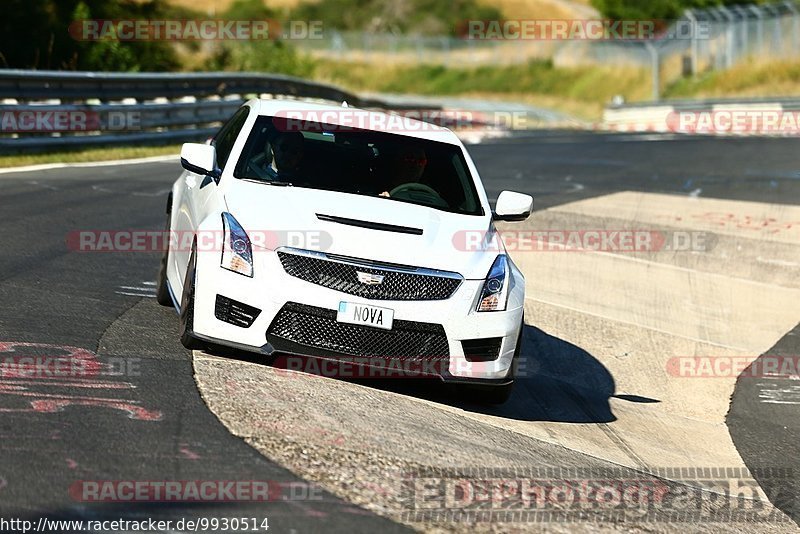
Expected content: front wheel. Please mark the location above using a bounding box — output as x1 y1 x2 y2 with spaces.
155 212 174 307
179 245 205 351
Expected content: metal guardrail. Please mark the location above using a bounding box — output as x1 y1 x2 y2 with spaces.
609 96 800 111
0 70 432 154
0 70 385 103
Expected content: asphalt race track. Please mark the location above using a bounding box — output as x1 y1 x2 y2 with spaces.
0 131 798 532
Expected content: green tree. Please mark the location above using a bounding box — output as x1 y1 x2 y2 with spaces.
204 0 315 76
0 0 180 71
290 0 502 36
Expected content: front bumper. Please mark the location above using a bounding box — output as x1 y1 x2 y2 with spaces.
189 247 525 382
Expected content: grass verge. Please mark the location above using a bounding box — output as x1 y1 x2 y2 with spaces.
315 59 651 121
663 59 800 100
0 145 181 169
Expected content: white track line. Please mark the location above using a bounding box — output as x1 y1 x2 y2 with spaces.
0 154 179 176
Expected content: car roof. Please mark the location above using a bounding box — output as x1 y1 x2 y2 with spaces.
249 98 463 145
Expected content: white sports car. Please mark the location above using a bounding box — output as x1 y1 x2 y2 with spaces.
156 98 533 403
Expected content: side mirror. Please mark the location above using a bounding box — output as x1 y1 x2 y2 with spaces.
181 143 219 180
493 191 533 222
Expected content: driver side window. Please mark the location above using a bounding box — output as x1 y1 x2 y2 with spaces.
213 107 249 172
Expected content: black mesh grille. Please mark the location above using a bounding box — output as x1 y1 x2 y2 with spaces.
462 337 503 362
266 302 450 360
277 251 461 301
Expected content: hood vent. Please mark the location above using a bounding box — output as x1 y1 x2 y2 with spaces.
316 214 423 235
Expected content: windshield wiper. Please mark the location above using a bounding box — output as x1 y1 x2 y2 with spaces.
241 178 293 187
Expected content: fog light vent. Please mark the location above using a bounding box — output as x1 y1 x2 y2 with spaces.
461 337 503 362
214 295 261 328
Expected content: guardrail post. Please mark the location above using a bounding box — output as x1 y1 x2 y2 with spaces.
765 4 783 55
706 9 724 70
685 9 699 75
749 5 766 55
717 6 736 67
733 5 750 59
645 42 660 101
785 0 800 56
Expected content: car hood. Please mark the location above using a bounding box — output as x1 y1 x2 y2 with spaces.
224 181 499 280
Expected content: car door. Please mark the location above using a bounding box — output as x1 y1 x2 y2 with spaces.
172 107 250 285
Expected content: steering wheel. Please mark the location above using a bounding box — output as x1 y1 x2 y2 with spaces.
390 182 449 208
390 182 441 199
389 183 448 208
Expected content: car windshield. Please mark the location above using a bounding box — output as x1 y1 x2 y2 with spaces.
233 115 484 216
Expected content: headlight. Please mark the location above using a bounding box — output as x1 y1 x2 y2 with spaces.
476 255 510 312
221 213 253 277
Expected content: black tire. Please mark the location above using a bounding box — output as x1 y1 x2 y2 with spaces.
155 211 174 307
179 245 205 351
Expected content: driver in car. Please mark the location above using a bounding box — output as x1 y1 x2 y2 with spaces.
251 130 305 182
379 145 428 198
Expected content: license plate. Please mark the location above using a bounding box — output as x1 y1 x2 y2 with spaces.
336 302 394 330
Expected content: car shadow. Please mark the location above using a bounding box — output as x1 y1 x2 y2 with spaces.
210 324 659 424
450 325 660 423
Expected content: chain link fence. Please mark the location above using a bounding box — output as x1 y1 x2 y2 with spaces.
294 1 800 101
